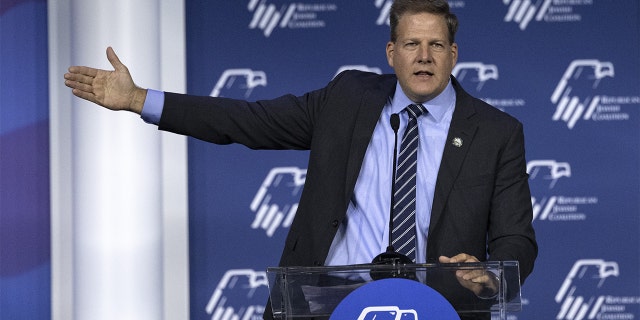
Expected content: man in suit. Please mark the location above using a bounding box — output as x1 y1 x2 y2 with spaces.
65 0 537 318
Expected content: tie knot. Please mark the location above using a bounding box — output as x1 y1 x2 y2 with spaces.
405 104 427 119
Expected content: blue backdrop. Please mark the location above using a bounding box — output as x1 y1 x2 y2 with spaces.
0 0 51 319
183 1 640 319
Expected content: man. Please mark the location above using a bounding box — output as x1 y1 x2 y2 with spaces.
65 0 537 318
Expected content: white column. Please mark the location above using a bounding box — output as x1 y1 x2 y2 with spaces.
70 1 163 319
158 0 190 319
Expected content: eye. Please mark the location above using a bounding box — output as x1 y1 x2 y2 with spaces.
404 41 418 48
431 42 446 51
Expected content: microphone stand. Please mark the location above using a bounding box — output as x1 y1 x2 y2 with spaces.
370 113 416 280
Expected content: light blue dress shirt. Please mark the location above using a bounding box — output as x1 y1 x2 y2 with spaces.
140 80 456 265
324 81 455 265
140 89 164 124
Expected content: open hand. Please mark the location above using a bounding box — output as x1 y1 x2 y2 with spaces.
64 47 146 114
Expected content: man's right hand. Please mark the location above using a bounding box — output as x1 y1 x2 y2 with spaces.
64 47 146 114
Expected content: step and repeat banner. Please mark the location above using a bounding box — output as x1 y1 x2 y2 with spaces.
185 1 639 319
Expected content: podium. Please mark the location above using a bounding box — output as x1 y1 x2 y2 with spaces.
267 261 522 319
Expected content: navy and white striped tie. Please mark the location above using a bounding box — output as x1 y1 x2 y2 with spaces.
392 104 427 262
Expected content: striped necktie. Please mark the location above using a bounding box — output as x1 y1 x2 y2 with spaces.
392 103 427 262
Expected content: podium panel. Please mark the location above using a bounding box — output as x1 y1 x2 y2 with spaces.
267 261 521 319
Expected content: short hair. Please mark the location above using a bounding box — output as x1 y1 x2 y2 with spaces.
389 0 459 44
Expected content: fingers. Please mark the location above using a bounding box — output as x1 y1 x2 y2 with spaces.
70 88 98 105
64 72 94 96
64 46 123 80
469 272 494 284
439 253 498 297
439 253 479 264
67 81 93 94
439 253 484 281
64 66 99 99
64 68 101 104
457 268 489 282
64 71 94 86
66 65 99 78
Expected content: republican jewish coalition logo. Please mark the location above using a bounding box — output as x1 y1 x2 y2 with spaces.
556 260 619 319
374 0 466 26
210 69 267 98
527 159 571 189
374 0 393 25
208 72 306 238
250 167 306 237
554 259 640 320
551 59 613 129
550 59 635 129
452 62 499 91
357 306 418 320
330 278 459 319
452 61 525 109
206 269 268 320
527 159 599 222
247 0 337 37
503 0 592 30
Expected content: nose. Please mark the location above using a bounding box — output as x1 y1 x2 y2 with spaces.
417 45 432 64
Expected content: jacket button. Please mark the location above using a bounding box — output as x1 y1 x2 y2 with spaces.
314 260 322 266
331 220 339 227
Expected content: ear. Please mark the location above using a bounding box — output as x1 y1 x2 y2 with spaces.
386 41 395 68
450 42 458 65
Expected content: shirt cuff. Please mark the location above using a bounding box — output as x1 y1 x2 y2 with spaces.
140 89 165 125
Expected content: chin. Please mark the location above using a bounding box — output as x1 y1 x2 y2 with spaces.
410 92 437 103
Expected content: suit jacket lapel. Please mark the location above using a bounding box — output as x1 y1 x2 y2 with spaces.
343 75 397 206
429 78 479 233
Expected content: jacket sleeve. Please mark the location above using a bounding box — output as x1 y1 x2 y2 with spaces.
487 121 538 283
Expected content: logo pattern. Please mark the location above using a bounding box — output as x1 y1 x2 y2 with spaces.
555 259 639 320
357 306 418 320
504 0 592 30
527 159 571 189
210 69 267 98
374 0 393 26
550 59 636 129
551 59 614 129
250 167 306 237
374 0 465 26
504 0 552 30
452 62 499 91
206 269 268 320
531 195 601 222
187 3 640 320
247 0 337 37
453 61 525 109
527 159 599 222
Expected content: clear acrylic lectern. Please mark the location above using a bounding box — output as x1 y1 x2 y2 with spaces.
267 261 522 319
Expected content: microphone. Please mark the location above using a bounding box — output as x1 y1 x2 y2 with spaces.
371 113 415 280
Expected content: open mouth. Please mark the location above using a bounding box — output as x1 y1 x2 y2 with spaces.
414 70 434 76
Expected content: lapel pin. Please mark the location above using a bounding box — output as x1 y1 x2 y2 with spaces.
452 137 463 148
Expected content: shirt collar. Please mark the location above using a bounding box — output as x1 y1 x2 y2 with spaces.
390 79 456 123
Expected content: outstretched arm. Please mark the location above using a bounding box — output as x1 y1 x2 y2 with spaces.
64 47 147 114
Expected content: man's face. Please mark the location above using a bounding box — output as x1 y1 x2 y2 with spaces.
386 12 458 103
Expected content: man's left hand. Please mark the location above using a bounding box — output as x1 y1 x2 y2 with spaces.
439 254 499 298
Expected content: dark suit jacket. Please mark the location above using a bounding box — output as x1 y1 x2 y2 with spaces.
159 70 537 319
